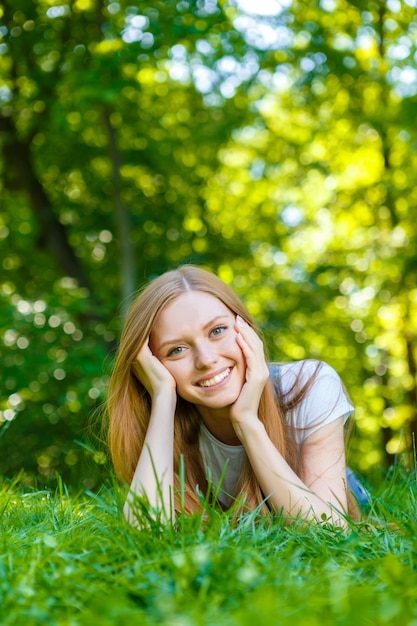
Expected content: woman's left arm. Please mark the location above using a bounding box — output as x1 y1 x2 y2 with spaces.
231 317 348 525
235 416 348 524
299 417 348 519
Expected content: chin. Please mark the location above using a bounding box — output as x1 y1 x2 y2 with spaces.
208 390 242 409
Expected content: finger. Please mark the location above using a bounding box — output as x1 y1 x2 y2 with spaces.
136 341 148 359
235 316 262 344
136 340 156 366
235 320 263 360
235 320 269 382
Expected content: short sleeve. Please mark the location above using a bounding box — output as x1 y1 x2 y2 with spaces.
275 360 354 446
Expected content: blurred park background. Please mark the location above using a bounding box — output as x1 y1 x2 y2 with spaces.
0 0 416 490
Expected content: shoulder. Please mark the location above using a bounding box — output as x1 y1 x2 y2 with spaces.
270 359 353 444
270 359 338 395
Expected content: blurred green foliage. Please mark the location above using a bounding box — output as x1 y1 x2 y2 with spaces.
0 0 416 488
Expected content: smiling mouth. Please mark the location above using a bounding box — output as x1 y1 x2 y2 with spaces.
196 367 232 388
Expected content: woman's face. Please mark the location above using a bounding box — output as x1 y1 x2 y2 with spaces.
149 291 246 416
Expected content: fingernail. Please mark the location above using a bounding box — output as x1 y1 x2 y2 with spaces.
236 315 245 326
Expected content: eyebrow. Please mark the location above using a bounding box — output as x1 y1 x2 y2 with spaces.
157 315 232 350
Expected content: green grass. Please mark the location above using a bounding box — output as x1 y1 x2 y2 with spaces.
1 471 417 626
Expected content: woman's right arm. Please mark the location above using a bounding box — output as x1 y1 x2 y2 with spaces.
124 343 177 525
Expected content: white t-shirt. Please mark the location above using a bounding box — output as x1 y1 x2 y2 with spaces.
198 360 353 507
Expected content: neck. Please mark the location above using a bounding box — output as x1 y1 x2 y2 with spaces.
197 406 242 446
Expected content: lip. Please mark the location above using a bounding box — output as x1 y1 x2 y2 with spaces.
194 366 233 389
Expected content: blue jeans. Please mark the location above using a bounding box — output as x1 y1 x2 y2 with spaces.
347 467 371 510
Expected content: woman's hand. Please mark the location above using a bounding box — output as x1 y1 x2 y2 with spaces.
229 316 269 430
134 342 177 401
126 341 177 525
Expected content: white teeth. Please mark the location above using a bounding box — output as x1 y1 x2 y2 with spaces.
198 368 231 388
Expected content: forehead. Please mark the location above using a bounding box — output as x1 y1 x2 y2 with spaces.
152 291 233 338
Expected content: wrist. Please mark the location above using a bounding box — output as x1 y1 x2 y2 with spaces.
152 390 176 412
233 416 265 445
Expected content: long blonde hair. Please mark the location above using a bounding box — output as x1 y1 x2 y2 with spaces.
107 265 297 514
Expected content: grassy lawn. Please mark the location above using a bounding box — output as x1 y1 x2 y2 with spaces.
1 470 416 626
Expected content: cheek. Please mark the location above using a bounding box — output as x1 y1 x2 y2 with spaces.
227 331 243 355
224 329 239 346
161 361 186 386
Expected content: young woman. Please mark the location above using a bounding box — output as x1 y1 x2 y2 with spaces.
107 265 360 526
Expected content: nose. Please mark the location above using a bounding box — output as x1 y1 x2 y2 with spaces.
194 341 218 369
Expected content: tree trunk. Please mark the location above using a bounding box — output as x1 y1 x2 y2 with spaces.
102 105 137 315
1 116 92 291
